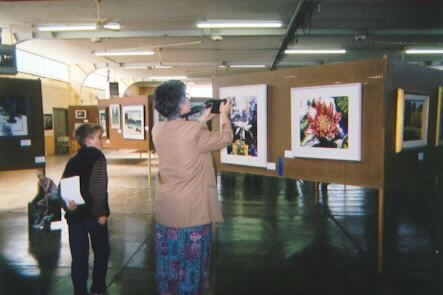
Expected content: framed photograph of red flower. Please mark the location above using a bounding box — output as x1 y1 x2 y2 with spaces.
220 84 268 168
291 83 362 161
395 89 429 152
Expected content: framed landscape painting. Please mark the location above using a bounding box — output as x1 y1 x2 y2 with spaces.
109 104 120 128
220 84 268 168
122 105 145 140
395 89 429 152
98 109 108 137
435 87 443 146
291 83 362 161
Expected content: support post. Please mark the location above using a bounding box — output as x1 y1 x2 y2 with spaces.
378 188 384 273
148 150 152 186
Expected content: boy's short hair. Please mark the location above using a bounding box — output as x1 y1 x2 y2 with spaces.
75 123 103 147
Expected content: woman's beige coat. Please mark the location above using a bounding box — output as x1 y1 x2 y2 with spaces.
152 119 233 228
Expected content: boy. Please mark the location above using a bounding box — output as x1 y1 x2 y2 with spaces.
61 123 110 295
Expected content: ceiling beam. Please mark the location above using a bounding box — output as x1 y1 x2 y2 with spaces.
270 0 315 70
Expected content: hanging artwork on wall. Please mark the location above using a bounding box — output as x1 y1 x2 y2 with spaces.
435 87 443 146
109 104 120 128
44 114 53 130
122 105 145 140
75 109 87 119
219 84 267 168
291 83 362 161
395 89 429 152
98 109 108 137
0 96 30 137
153 109 166 124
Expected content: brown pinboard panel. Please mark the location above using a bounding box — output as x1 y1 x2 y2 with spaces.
0 78 45 171
384 61 443 192
213 58 387 189
68 105 99 139
97 95 152 151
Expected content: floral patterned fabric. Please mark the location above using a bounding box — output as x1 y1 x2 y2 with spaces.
155 223 212 295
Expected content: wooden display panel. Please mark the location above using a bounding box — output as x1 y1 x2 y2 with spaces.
213 59 387 189
97 95 153 151
213 58 443 191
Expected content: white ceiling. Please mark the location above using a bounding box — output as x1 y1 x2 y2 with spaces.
0 0 442 84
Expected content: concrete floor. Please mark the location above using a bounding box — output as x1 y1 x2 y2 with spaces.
0 152 442 295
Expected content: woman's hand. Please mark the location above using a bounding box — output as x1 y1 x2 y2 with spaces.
198 108 216 123
220 98 231 122
98 216 108 225
67 200 77 211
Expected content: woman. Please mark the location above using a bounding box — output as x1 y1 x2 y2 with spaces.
152 80 233 295
61 123 110 295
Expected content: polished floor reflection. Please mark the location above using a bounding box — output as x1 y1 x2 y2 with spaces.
0 154 442 295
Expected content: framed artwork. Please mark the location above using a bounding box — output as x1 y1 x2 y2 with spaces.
75 109 87 119
153 109 166 124
220 84 268 168
291 83 362 161
98 109 108 137
122 105 145 140
44 114 53 130
0 96 30 137
109 104 121 129
435 87 443 146
395 89 429 152
74 123 82 133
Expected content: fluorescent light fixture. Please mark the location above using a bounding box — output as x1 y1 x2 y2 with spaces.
197 20 282 28
230 65 267 68
406 49 443 54
37 23 120 32
95 50 154 56
155 65 173 69
123 66 147 69
285 49 347 54
148 76 187 80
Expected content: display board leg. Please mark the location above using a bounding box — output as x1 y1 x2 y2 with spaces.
378 188 384 273
314 182 320 203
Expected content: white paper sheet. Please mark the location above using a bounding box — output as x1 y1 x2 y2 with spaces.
60 176 85 205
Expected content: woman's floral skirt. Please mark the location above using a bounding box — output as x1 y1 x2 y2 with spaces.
155 223 211 295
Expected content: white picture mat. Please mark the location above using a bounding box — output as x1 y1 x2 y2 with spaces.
220 84 268 168
122 105 145 140
99 109 107 136
291 83 362 161
60 176 85 205
109 104 121 129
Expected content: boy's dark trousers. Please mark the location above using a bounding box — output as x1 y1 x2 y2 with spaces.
69 220 110 295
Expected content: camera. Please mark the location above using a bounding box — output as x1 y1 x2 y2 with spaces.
180 98 227 119
206 98 227 114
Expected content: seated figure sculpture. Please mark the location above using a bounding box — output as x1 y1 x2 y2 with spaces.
29 169 61 230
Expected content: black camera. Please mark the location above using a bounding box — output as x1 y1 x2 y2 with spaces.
180 98 227 119
206 98 227 114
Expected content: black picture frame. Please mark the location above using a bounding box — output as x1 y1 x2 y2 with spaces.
44 114 53 130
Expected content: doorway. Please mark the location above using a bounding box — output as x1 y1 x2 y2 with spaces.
53 108 68 154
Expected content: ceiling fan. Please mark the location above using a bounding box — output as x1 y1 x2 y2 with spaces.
94 0 120 31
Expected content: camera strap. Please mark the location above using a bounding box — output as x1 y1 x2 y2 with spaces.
179 101 212 119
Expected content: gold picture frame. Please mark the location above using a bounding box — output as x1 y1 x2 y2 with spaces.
395 88 429 153
435 87 443 146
